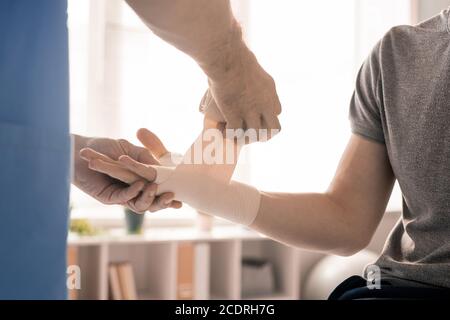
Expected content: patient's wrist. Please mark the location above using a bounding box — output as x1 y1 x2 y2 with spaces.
154 162 262 226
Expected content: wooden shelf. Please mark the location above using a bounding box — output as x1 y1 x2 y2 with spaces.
242 292 295 300
68 226 264 246
68 226 300 300
138 291 161 300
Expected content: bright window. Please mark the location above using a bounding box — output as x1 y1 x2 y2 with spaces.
245 0 410 210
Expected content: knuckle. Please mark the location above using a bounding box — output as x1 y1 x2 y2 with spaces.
118 139 131 150
267 75 276 88
89 159 99 168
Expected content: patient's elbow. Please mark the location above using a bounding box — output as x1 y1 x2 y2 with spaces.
336 239 370 257
336 228 372 257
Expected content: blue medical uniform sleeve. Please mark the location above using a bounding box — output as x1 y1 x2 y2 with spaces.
0 0 70 299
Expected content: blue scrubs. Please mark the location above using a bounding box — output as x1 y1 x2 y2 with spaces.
0 0 70 299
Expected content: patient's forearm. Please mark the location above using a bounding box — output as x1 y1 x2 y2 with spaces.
154 167 367 255
149 159 368 255
154 166 261 226
251 192 366 256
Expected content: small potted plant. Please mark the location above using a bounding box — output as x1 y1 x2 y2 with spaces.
69 218 98 236
124 208 146 235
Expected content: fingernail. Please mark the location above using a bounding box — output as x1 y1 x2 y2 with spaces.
164 198 174 206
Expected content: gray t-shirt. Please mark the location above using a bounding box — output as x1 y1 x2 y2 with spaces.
350 8 450 288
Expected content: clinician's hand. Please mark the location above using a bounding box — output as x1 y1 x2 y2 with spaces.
77 129 169 186
72 134 182 213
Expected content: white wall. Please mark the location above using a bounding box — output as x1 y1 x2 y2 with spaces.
416 0 450 22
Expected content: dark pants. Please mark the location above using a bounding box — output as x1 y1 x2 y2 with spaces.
328 276 450 300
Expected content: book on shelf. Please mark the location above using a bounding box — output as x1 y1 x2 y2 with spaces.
67 245 79 300
177 242 210 300
177 243 195 299
117 262 138 300
108 264 122 300
194 243 210 300
108 262 138 300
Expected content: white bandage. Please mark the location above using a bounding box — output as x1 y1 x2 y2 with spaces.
153 132 261 226
154 166 261 226
159 152 183 167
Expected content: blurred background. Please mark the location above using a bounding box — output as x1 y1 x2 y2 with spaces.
66 0 450 300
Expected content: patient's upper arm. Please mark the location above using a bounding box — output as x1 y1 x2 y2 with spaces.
327 134 395 243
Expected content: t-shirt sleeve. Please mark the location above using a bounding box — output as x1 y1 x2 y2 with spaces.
349 42 385 144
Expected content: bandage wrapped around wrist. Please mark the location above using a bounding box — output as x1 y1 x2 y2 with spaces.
155 145 260 226
153 165 261 226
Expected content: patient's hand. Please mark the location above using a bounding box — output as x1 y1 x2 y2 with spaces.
73 133 181 213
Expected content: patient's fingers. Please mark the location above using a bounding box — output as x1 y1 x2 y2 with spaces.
118 155 157 181
116 139 159 165
89 158 141 184
80 148 118 165
137 128 169 159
